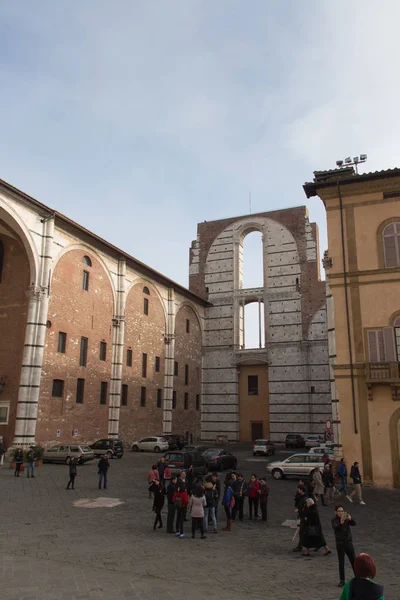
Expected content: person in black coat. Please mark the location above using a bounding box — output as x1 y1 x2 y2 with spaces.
302 498 331 556
332 504 356 587
232 473 247 521
211 472 221 519
149 478 165 530
293 485 308 552
66 457 78 490
166 475 177 533
98 455 109 490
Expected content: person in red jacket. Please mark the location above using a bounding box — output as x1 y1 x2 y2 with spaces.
247 474 260 520
172 470 189 539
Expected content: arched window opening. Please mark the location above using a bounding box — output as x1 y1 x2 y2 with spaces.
143 286 150 295
383 222 400 268
242 300 265 349
241 231 264 289
0 240 4 283
82 255 92 267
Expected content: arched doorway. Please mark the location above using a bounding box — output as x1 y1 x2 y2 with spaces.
389 406 400 487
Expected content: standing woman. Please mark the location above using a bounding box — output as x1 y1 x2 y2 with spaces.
66 457 78 490
149 478 165 530
221 477 234 532
313 467 326 506
247 474 260 520
14 448 24 477
340 553 384 600
302 498 331 557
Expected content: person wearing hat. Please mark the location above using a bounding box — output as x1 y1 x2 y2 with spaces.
98 454 110 490
339 553 384 600
302 497 331 557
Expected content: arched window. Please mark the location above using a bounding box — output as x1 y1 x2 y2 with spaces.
241 231 264 289
0 240 4 283
383 222 400 268
143 286 150 295
82 255 92 267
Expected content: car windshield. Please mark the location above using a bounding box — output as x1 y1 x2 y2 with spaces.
203 450 219 458
81 446 92 452
255 440 266 445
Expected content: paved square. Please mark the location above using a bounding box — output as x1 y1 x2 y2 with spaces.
0 448 398 600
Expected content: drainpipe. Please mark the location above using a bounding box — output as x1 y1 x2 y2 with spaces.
337 182 358 434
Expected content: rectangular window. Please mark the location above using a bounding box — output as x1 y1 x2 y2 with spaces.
99 341 107 361
0 402 10 424
186 319 190 333
157 388 162 408
310 386 315 394
142 353 147 378
144 298 149 315
57 332 67 353
172 390 177 409
76 378 85 404
121 383 128 406
82 270 89 291
196 394 200 411
367 328 397 362
140 386 146 407
185 364 189 386
248 375 259 396
100 381 108 405
155 356 160 372
52 379 64 398
79 337 88 367
121 384 128 406
126 348 132 367
174 361 179 376
184 392 188 410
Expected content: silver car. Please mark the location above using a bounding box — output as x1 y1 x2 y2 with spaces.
266 453 324 480
131 436 169 453
43 444 95 464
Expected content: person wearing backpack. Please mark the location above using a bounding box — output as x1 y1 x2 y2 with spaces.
221 477 234 532
203 475 218 533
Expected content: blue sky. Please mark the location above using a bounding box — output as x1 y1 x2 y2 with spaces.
1 1 399 298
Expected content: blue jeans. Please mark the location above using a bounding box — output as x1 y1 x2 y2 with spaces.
99 471 108 489
203 506 217 532
27 461 35 477
338 477 347 495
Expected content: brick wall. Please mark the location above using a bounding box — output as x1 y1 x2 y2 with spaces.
37 249 114 444
0 230 30 448
172 305 202 441
119 282 165 445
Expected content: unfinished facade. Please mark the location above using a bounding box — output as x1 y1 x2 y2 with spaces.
189 207 331 442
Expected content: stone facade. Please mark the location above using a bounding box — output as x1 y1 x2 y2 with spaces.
0 178 205 448
189 207 331 442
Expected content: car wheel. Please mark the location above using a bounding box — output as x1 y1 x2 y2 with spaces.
132 445 139 452
272 468 284 480
154 446 161 453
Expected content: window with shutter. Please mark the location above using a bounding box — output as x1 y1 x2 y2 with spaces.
383 222 400 267
368 329 386 362
383 327 396 362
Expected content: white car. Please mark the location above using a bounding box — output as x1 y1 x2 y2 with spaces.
266 453 325 480
131 436 169 453
305 434 324 448
308 446 334 460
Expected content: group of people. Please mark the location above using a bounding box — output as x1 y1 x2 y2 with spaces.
148 459 270 538
13 447 36 478
66 454 110 490
309 459 366 507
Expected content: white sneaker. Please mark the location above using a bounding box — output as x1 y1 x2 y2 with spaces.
346 495 353 503
360 501 366 505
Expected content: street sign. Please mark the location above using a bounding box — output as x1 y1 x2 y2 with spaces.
73 429 78 437
325 430 332 441
325 419 332 430
56 429 61 438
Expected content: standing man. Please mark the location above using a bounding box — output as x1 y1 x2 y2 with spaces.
211 472 221 520
98 455 110 490
259 477 269 522
332 504 356 587
66 457 78 490
26 446 35 478
349 462 366 505
166 475 177 533
337 458 351 501
174 470 189 539
157 456 166 488
231 473 247 521
247 474 260 520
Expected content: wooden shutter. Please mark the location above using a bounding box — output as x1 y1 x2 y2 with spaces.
368 330 385 362
383 222 400 267
383 327 397 362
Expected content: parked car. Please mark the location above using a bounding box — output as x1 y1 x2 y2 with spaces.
253 439 275 456
164 451 208 476
308 446 334 460
43 444 94 464
266 453 325 480
184 445 208 454
131 436 169 453
89 439 124 459
305 434 324 448
161 434 186 450
285 434 305 448
202 449 237 471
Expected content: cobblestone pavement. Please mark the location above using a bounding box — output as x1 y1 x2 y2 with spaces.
0 447 399 600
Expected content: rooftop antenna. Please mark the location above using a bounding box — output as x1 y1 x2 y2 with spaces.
335 154 367 174
249 191 252 214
